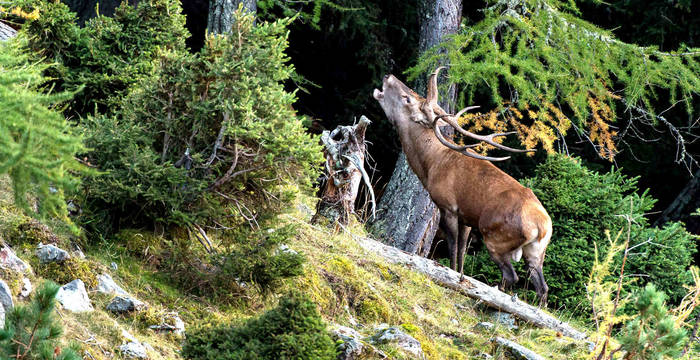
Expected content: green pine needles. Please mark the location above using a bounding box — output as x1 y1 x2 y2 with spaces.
411 0 700 163
182 292 336 359
0 281 80 360
0 38 84 222
619 284 688 360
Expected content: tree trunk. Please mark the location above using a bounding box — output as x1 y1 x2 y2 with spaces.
368 0 462 256
313 117 373 225
207 0 257 35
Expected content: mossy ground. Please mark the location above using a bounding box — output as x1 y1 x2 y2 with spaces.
0 177 693 359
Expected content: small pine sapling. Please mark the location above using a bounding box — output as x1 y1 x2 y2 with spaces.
0 281 80 360
617 284 687 359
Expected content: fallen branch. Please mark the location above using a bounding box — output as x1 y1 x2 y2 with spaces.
355 234 588 340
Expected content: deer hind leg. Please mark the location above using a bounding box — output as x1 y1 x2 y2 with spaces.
487 250 519 292
440 211 460 271
523 240 549 307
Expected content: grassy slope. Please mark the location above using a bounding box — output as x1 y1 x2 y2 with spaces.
0 179 607 359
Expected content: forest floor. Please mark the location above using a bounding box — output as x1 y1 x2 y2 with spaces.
0 177 603 359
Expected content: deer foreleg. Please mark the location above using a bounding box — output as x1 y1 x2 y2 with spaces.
457 223 471 277
440 211 460 272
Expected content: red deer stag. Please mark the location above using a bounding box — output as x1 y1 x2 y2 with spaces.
372 68 552 305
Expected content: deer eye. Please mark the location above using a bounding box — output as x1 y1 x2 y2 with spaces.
402 95 412 104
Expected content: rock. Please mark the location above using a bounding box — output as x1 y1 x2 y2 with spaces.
121 329 138 343
19 278 32 298
149 313 185 336
478 353 493 359
475 322 495 331
369 324 423 357
106 296 147 313
36 243 70 263
0 280 14 312
119 341 148 359
491 312 518 330
56 280 93 312
0 245 31 273
276 244 298 256
332 325 364 360
96 274 128 296
492 337 544 360
0 280 13 328
110 262 118 271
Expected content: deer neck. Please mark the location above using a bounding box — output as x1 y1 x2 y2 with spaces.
395 120 447 183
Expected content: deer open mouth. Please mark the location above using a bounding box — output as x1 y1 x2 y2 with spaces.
373 88 384 100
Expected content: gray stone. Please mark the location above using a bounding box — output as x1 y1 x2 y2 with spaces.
96 274 128 296
119 341 148 359
110 262 118 270
56 280 93 312
149 313 185 336
369 324 423 357
107 296 147 313
276 244 298 256
0 245 31 273
19 278 32 298
121 329 138 343
36 243 70 263
475 321 495 331
0 280 13 328
491 312 518 330
0 280 13 313
492 337 544 360
332 325 364 360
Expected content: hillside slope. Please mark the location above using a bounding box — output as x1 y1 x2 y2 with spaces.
0 179 596 359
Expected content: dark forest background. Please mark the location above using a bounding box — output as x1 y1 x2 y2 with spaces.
62 0 700 234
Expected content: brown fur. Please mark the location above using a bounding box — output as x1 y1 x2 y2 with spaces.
373 73 552 305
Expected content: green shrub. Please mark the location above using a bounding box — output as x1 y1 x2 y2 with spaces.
17 0 188 117
464 154 696 315
0 281 80 360
182 292 337 359
80 9 321 230
215 225 305 294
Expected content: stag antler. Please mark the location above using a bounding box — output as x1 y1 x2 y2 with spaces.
426 67 535 162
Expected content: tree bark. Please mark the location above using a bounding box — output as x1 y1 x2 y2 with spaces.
313 117 373 225
368 0 462 256
207 0 257 35
0 21 16 41
355 234 589 341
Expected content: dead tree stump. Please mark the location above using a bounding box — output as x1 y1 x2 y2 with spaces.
313 116 374 225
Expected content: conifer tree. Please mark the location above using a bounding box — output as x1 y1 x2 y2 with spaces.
618 284 688 360
412 0 700 167
0 282 80 360
0 37 84 222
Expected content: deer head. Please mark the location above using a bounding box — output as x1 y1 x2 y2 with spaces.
373 67 534 161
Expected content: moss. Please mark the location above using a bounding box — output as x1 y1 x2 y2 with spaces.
357 298 392 324
0 267 26 296
115 229 166 260
34 257 100 289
